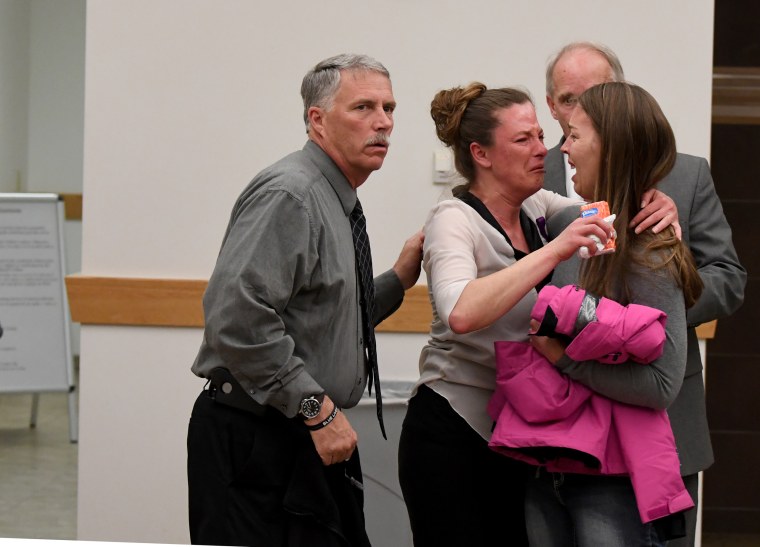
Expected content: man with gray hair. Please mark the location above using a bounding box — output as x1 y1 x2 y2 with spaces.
542 41 746 546
187 53 423 546
544 42 624 200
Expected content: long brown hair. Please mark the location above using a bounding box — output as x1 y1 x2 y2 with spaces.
577 82 703 307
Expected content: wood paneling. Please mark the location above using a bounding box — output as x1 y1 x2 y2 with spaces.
713 1 760 68
66 276 433 333
65 275 715 338
66 275 206 328
703 431 760 533
705 355 760 430
713 67 760 125
706 5 760 527
59 193 82 220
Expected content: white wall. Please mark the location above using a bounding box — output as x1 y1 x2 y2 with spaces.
0 0 29 192
27 0 86 356
0 0 85 355
79 1 715 543
0 0 84 198
27 0 85 195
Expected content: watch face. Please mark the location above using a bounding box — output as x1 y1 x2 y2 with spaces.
300 397 321 419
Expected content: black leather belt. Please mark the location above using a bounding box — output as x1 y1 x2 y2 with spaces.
207 367 267 416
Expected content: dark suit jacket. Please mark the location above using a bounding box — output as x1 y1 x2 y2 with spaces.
544 142 747 475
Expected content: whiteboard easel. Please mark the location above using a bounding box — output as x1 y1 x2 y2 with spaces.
0 193 77 443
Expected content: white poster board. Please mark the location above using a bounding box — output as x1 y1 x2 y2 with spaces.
0 193 76 441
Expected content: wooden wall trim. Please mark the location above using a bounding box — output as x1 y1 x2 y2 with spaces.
377 284 432 333
66 275 207 327
60 193 83 220
713 66 760 125
65 275 716 339
696 319 716 340
65 275 432 333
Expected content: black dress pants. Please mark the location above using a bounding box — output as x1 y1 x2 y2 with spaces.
187 389 370 547
398 384 529 547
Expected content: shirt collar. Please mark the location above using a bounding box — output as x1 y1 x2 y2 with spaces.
302 140 357 217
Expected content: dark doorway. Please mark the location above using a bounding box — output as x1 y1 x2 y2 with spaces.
704 0 760 536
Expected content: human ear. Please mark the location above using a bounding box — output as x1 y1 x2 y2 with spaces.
308 107 325 135
546 95 560 121
470 142 491 169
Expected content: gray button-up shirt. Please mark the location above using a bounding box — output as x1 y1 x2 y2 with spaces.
192 141 404 418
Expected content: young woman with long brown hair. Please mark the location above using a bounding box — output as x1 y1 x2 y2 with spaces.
526 81 703 546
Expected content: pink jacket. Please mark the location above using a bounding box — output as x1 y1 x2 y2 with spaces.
488 285 694 523
531 283 667 364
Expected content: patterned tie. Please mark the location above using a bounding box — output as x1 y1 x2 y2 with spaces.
350 200 386 439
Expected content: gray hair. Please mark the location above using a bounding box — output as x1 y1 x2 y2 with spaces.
301 53 391 133
545 41 625 97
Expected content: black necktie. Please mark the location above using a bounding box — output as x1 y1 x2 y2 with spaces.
350 200 386 439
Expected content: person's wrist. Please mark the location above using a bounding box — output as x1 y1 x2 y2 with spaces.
303 395 334 426
298 393 325 420
305 401 339 431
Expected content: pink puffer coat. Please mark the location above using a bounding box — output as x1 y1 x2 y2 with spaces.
488 285 694 524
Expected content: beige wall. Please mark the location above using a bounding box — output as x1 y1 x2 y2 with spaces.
79 1 715 543
0 0 29 193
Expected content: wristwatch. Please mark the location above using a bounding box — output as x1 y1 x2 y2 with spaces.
298 394 325 420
